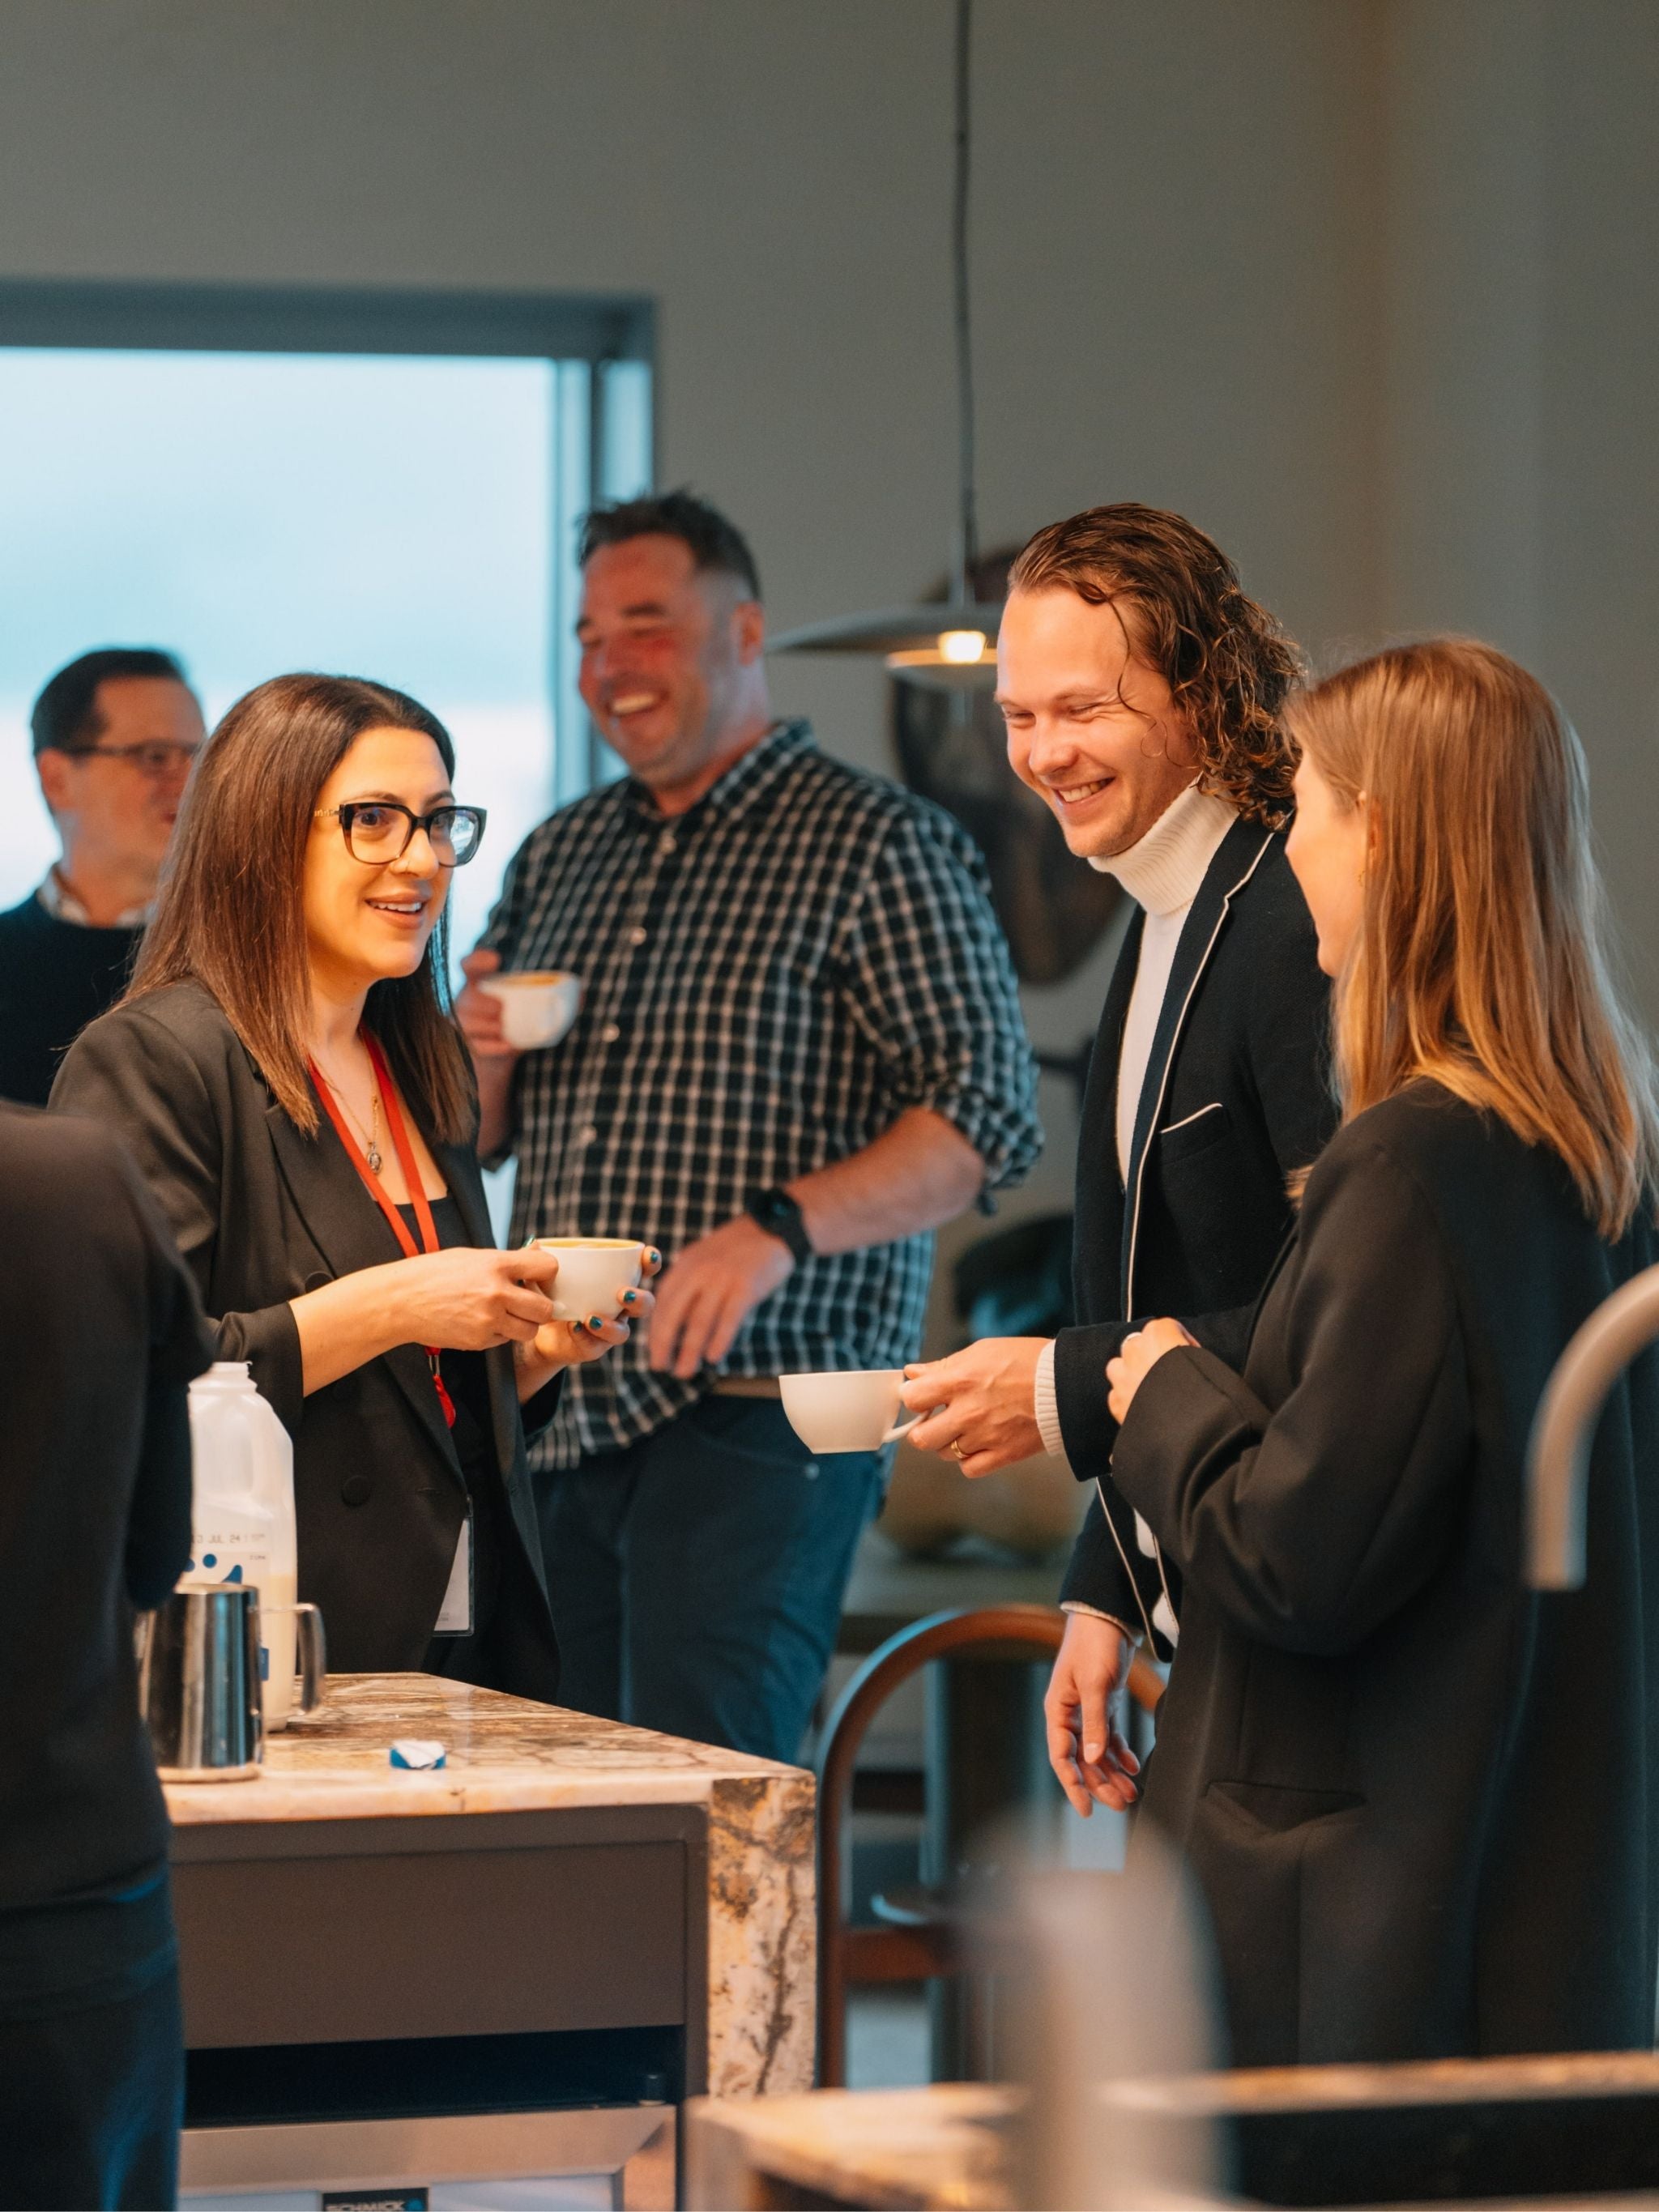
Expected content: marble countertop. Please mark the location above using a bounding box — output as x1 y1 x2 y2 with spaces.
688 2056 1659 2208
163 1671 799 1824
1104 2048 1659 2116
686 2085 1017 2210
164 1673 817 2099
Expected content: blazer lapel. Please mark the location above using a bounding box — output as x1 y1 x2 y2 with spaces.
1120 818 1280 1311
264 1090 461 1478
1087 910 1141 1180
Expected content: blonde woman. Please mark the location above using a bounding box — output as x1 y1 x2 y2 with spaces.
1100 640 1659 2065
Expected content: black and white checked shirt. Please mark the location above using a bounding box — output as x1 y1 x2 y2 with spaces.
482 721 1041 1466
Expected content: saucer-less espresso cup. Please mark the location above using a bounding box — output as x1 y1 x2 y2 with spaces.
528 1237 645 1323
479 970 582 1050
779 1370 919 1455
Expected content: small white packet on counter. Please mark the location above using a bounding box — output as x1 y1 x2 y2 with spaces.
389 1738 446 1770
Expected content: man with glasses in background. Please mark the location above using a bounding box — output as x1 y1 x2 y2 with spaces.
0 648 203 1104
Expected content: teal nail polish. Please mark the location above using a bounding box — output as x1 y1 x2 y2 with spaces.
623 1289 639 1305
588 1315 606 1331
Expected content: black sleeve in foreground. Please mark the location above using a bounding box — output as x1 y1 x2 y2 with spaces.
121 1140 214 1610
126 1380 194 1611
54 1006 305 1433
1111 1135 1471 1656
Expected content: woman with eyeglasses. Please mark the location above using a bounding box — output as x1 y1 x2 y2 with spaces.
53 674 655 1697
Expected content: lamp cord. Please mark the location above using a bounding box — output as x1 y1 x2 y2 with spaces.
952 0 979 609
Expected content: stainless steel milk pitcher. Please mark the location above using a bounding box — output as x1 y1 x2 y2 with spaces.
137 1583 264 1780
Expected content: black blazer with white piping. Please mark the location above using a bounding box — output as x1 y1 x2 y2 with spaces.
52 981 563 1694
1056 816 1335 1649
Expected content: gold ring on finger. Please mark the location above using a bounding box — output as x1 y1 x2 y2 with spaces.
949 1438 966 1461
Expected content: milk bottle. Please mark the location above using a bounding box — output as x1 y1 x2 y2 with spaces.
186 1363 298 1728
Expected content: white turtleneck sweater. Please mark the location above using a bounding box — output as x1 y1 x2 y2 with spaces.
1034 780 1237 1460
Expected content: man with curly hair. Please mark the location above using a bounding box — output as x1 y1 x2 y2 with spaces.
902 503 1335 1814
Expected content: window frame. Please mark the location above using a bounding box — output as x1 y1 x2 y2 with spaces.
0 277 656 799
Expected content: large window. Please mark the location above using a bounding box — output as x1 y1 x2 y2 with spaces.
0 284 651 966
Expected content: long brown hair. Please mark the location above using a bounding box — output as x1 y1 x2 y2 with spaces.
1288 639 1659 1238
1009 502 1302 825
129 673 476 1143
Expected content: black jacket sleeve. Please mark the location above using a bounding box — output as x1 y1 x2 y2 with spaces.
1110 1133 1471 1654
53 1006 305 1431
119 1141 215 1609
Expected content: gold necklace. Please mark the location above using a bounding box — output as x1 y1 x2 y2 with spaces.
316 1063 384 1174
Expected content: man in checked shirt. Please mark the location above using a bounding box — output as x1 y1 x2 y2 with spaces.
457 491 1041 1758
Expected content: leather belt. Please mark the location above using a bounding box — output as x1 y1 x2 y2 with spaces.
709 1376 783 1400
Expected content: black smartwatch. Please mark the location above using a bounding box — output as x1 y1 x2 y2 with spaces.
746 1184 814 1267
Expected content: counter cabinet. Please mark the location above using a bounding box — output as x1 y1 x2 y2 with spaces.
164 1673 816 2206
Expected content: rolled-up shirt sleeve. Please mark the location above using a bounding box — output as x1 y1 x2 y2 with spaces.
837 803 1041 1191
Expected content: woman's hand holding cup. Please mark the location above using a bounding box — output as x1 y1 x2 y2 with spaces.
386 1242 661 1398
528 1245 663 1371
390 1244 565 1349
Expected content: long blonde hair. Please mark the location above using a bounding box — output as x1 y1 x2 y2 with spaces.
1286 639 1659 1238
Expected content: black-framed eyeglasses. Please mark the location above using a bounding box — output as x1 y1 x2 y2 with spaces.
315 800 488 868
66 740 201 781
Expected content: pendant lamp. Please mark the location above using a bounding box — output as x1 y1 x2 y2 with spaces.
769 0 1000 693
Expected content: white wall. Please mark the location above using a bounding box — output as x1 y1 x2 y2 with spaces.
0 6 1384 719
1378 0 1659 1009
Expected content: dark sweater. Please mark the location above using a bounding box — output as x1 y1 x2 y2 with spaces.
0 893 143 1107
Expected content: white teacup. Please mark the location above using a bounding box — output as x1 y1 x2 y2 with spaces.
529 1237 646 1323
779 1369 919 1455
480 970 582 1050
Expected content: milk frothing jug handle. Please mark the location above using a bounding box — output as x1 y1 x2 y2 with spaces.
293 1603 326 1715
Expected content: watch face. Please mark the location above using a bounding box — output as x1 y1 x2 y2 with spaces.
752 1189 808 1259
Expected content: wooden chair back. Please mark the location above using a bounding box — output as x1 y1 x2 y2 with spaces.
814 1601 1162 2086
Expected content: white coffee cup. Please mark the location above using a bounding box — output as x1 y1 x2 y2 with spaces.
528 1237 646 1323
480 970 582 1050
779 1369 919 1455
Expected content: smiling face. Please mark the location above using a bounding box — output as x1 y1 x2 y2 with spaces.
301 727 454 1002
996 586 1201 859
1286 748 1370 975
575 534 766 801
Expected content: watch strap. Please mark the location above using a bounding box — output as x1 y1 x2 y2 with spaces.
747 1184 814 1266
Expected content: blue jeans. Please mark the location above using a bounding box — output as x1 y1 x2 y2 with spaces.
538 1394 885 1762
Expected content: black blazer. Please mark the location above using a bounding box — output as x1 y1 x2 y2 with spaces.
0 1105 210 1911
1115 1084 1659 2065
53 982 562 1694
1057 819 1334 1644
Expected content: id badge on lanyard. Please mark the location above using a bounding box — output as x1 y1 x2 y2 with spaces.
433 1505 475 1636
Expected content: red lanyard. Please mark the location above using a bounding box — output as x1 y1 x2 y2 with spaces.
309 1031 457 1428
